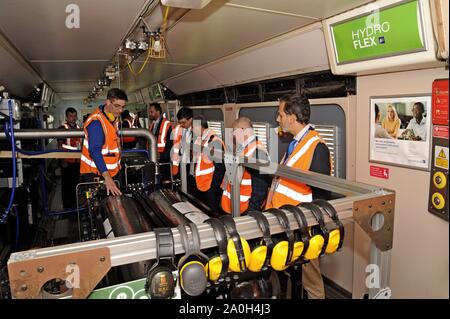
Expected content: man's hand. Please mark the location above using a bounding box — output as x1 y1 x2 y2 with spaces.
102 172 122 196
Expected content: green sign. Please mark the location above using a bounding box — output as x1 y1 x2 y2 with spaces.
331 0 425 64
87 278 149 299
149 83 164 102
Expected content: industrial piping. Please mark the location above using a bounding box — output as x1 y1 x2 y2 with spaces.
0 128 157 162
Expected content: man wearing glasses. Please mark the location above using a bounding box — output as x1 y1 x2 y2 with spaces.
80 88 128 196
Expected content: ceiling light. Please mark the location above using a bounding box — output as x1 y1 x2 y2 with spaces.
153 39 162 53
137 40 149 51
125 39 137 50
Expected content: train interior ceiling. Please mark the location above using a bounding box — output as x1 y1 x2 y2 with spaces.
0 0 449 299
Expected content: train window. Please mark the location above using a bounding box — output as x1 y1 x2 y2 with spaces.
207 121 224 141
191 108 225 140
239 103 346 179
252 122 271 152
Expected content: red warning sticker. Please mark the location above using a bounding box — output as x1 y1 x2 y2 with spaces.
433 126 449 139
370 165 389 180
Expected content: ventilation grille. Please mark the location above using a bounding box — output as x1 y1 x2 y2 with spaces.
315 125 338 177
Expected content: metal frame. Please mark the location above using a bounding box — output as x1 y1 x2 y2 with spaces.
0 128 158 162
7 157 394 299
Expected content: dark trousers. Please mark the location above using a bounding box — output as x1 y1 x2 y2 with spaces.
61 162 80 209
198 187 223 215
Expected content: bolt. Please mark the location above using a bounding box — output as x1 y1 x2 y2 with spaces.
37 266 44 273
381 201 386 205
388 210 392 214
387 227 391 231
20 284 27 291
368 205 373 209
100 256 106 262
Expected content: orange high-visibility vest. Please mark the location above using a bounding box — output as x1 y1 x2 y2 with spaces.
265 129 330 209
122 118 136 143
194 130 224 192
170 124 183 175
150 117 172 153
221 138 268 214
61 123 82 164
80 108 121 177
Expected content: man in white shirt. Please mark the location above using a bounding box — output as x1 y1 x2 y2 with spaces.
405 102 427 141
176 107 196 196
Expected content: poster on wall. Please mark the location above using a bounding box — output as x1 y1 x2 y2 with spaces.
369 95 432 170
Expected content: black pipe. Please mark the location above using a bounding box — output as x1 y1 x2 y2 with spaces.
102 195 153 281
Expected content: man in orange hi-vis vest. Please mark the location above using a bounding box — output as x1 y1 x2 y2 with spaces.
149 103 172 182
80 88 128 196
120 110 137 149
266 94 331 299
57 107 82 209
221 117 271 214
192 115 226 215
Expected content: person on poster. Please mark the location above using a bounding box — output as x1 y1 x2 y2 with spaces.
382 105 401 138
405 102 427 141
374 104 392 139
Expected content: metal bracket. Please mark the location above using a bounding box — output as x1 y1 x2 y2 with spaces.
224 153 239 185
8 247 111 299
353 193 395 251
372 287 392 299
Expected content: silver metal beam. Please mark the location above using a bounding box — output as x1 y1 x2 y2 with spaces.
8 197 366 268
0 128 157 162
243 162 380 197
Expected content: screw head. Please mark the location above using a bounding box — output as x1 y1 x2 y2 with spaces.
20 284 27 291
37 266 44 273
100 256 106 262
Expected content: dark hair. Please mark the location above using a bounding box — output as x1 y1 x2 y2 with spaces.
375 104 380 121
65 107 77 117
107 88 128 101
279 94 310 124
193 115 208 129
149 103 162 113
177 107 193 121
121 110 131 118
414 102 425 114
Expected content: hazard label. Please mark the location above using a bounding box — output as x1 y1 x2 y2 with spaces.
435 146 449 170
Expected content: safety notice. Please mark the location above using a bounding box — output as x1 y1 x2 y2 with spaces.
370 165 389 179
435 146 449 170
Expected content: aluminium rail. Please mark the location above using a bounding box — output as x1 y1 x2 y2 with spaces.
0 128 157 162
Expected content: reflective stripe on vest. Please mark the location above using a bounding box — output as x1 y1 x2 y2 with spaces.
62 123 81 163
170 124 183 166
171 124 183 172
266 130 323 209
151 118 171 153
122 119 136 143
221 139 268 214
195 130 223 192
80 108 120 177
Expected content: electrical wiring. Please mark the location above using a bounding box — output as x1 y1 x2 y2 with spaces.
126 6 171 76
0 100 17 224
